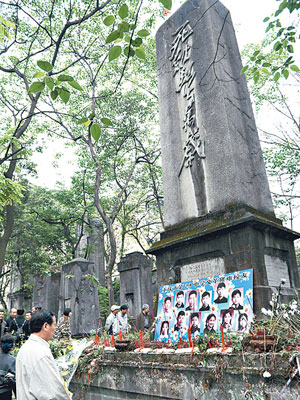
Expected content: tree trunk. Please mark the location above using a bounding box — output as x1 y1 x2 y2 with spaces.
106 273 114 307
0 204 14 276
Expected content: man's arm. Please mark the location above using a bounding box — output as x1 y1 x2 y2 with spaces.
104 314 114 333
29 355 72 400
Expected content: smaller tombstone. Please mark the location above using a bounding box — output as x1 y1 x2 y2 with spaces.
75 218 106 286
118 252 154 320
87 219 106 286
8 271 31 310
58 258 100 335
8 290 31 311
32 273 61 317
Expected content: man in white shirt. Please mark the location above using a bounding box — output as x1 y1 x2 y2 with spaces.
104 305 120 335
117 305 129 335
16 309 71 400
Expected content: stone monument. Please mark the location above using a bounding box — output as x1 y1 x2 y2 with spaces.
32 273 60 317
8 270 31 310
75 218 106 286
148 0 300 311
58 258 100 335
118 252 154 320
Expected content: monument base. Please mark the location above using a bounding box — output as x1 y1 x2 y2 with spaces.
147 204 300 314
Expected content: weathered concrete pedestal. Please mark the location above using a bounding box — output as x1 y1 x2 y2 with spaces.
147 205 300 312
70 351 299 399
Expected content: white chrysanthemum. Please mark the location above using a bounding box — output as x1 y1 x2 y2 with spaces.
263 371 271 378
261 308 268 315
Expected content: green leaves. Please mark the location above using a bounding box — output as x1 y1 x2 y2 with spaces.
274 72 281 82
28 81 45 93
282 69 289 79
273 41 282 51
68 80 83 91
45 77 55 90
109 45 122 61
291 65 299 72
103 2 152 64
159 0 172 10
30 58 82 102
137 29 150 37
104 16 115 26
59 87 70 104
77 117 89 125
133 37 142 47
77 116 113 137
245 3 299 86
135 47 146 60
91 124 101 141
240 65 249 74
253 71 260 84
57 74 73 82
106 31 120 43
101 117 113 126
33 71 45 78
50 89 58 100
37 60 53 72
118 4 128 19
124 45 135 57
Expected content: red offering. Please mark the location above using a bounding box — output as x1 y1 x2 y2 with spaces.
111 334 115 347
188 327 192 348
95 332 100 346
139 330 144 349
220 325 228 353
118 330 123 340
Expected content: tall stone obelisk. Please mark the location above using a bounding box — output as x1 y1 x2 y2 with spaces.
156 0 274 227
148 0 300 312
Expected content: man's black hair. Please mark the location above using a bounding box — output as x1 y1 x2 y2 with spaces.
63 308 72 316
232 289 242 298
26 310 32 314
30 310 55 333
191 312 199 320
0 334 15 353
177 311 185 318
165 296 171 302
217 282 226 289
202 291 210 298
17 309 24 316
177 290 184 297
120 305 128 310
189 290 197 297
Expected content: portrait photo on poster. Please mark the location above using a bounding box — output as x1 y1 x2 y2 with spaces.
154 269 253 343
174 290 185 309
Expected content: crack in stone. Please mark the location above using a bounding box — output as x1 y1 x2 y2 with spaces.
224 96 252 120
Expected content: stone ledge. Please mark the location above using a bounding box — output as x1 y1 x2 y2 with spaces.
71 351 300 400
147 204 300 254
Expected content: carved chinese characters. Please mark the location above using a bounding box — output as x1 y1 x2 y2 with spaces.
169 21 205 177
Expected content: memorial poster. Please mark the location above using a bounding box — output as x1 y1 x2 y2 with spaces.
154 269 253 343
